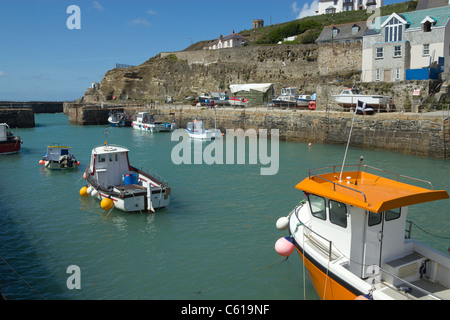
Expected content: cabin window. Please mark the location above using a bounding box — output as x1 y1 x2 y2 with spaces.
385 207 401 221
61 149 69 156
329 200 347 228
109 154 114 162
368 211 382 226
309 194 326 220
98 154 105 162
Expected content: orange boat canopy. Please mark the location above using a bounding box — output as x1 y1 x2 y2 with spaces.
295 170 449 213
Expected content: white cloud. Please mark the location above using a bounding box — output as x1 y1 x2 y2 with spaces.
292 0 319 19
0 70 7 77
146 10 157 15
128 18 151 27
92 1 104 12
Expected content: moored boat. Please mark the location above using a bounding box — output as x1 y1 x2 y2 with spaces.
272 87 297 107
108 111 132 127
333 88 391 111
0 123 22 154
80 143 170 213
186 120 221 140
228 97 249 107
132 112 177 132
39 145 80 169
275 160 450 300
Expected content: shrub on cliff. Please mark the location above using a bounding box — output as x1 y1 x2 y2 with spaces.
256 20 322 44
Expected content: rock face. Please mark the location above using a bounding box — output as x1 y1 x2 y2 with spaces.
83 44 323 103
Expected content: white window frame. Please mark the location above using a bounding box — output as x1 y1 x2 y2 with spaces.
394 68 401 80
376 47 384 59
375 69 381 81
423 44 430 56
393 45 402 57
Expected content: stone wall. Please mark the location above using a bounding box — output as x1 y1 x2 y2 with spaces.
152 105 449 159
316 42 362 76
0 108 35 128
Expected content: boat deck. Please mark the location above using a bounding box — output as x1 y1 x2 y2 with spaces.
377 279 450 300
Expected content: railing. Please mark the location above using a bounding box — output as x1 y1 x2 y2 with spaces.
308 164 434 190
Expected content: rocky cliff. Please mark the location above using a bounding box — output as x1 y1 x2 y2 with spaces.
83 44 327 103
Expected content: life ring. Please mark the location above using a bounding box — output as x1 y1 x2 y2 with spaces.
143 118 148 123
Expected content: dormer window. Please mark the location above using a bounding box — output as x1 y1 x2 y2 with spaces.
421 16 436 32
352 25 360 34
381 13 407 43
332 27 339 37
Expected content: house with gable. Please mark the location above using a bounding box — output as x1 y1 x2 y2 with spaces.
317 0 382 15
207 31 250 50
361 6 450 82
315 21 368 43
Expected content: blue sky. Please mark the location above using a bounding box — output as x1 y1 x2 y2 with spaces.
0 0 404 101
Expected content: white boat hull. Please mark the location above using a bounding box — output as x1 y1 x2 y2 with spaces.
132 121 176 132
333 95 390 108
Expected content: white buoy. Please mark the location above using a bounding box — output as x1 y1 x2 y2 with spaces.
87 186 93 194
91 188 98 197
276 216 289 230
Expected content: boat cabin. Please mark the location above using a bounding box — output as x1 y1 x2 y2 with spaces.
340 88 361 95
296 165 449 283
136 112 155 124
0 123 8 142
89 145 133 188
44 146 73 161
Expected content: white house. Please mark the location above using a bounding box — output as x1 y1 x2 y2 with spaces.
317 0 382 15
208 31 250 50
361 6 450 82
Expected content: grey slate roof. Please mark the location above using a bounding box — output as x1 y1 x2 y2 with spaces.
315 21 368 43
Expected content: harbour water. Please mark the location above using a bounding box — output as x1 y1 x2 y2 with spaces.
0 113 448 300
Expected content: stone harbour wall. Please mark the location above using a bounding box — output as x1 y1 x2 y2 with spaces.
154 106 449 159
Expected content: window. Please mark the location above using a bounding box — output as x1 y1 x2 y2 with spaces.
394 68 401 80
423 21 431 32
309 194 326 220
352 25 360 34
393 45 402 57
385 208 401 221
384 17 403 42
329 200 347 228
375 69 381 81
368 211 382 226
98 154 105 162
332 28 339 37
376 47 384 59
423 44 430 56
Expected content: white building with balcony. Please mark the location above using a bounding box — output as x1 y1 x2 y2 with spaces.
317 0 382 15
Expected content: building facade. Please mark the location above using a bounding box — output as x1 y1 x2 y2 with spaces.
315 21 368 43
317 0 382 15
208 31 250 50
361 6 450 82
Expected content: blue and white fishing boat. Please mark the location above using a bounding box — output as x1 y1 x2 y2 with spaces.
108 111 132 127
132 112 177 132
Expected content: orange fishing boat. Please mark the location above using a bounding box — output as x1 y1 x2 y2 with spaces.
275 159 450 300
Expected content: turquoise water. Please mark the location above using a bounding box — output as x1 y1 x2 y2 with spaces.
0 113 448 300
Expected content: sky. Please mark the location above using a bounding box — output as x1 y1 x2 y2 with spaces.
0 0 405 101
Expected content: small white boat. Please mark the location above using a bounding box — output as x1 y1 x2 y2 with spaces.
39 145 80 169
275 161 450 300
198 92 213 103
272 87 298 107
228 97 249 106
108 111 132 127
0 123 22 154
296 94 314 107
80 143 170 213
333 88 391 111
186 120 221 140
132 112 177 132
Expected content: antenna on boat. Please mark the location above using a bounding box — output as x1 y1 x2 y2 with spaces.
104 128 108 146
339 105 359 182
355 156 363 185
